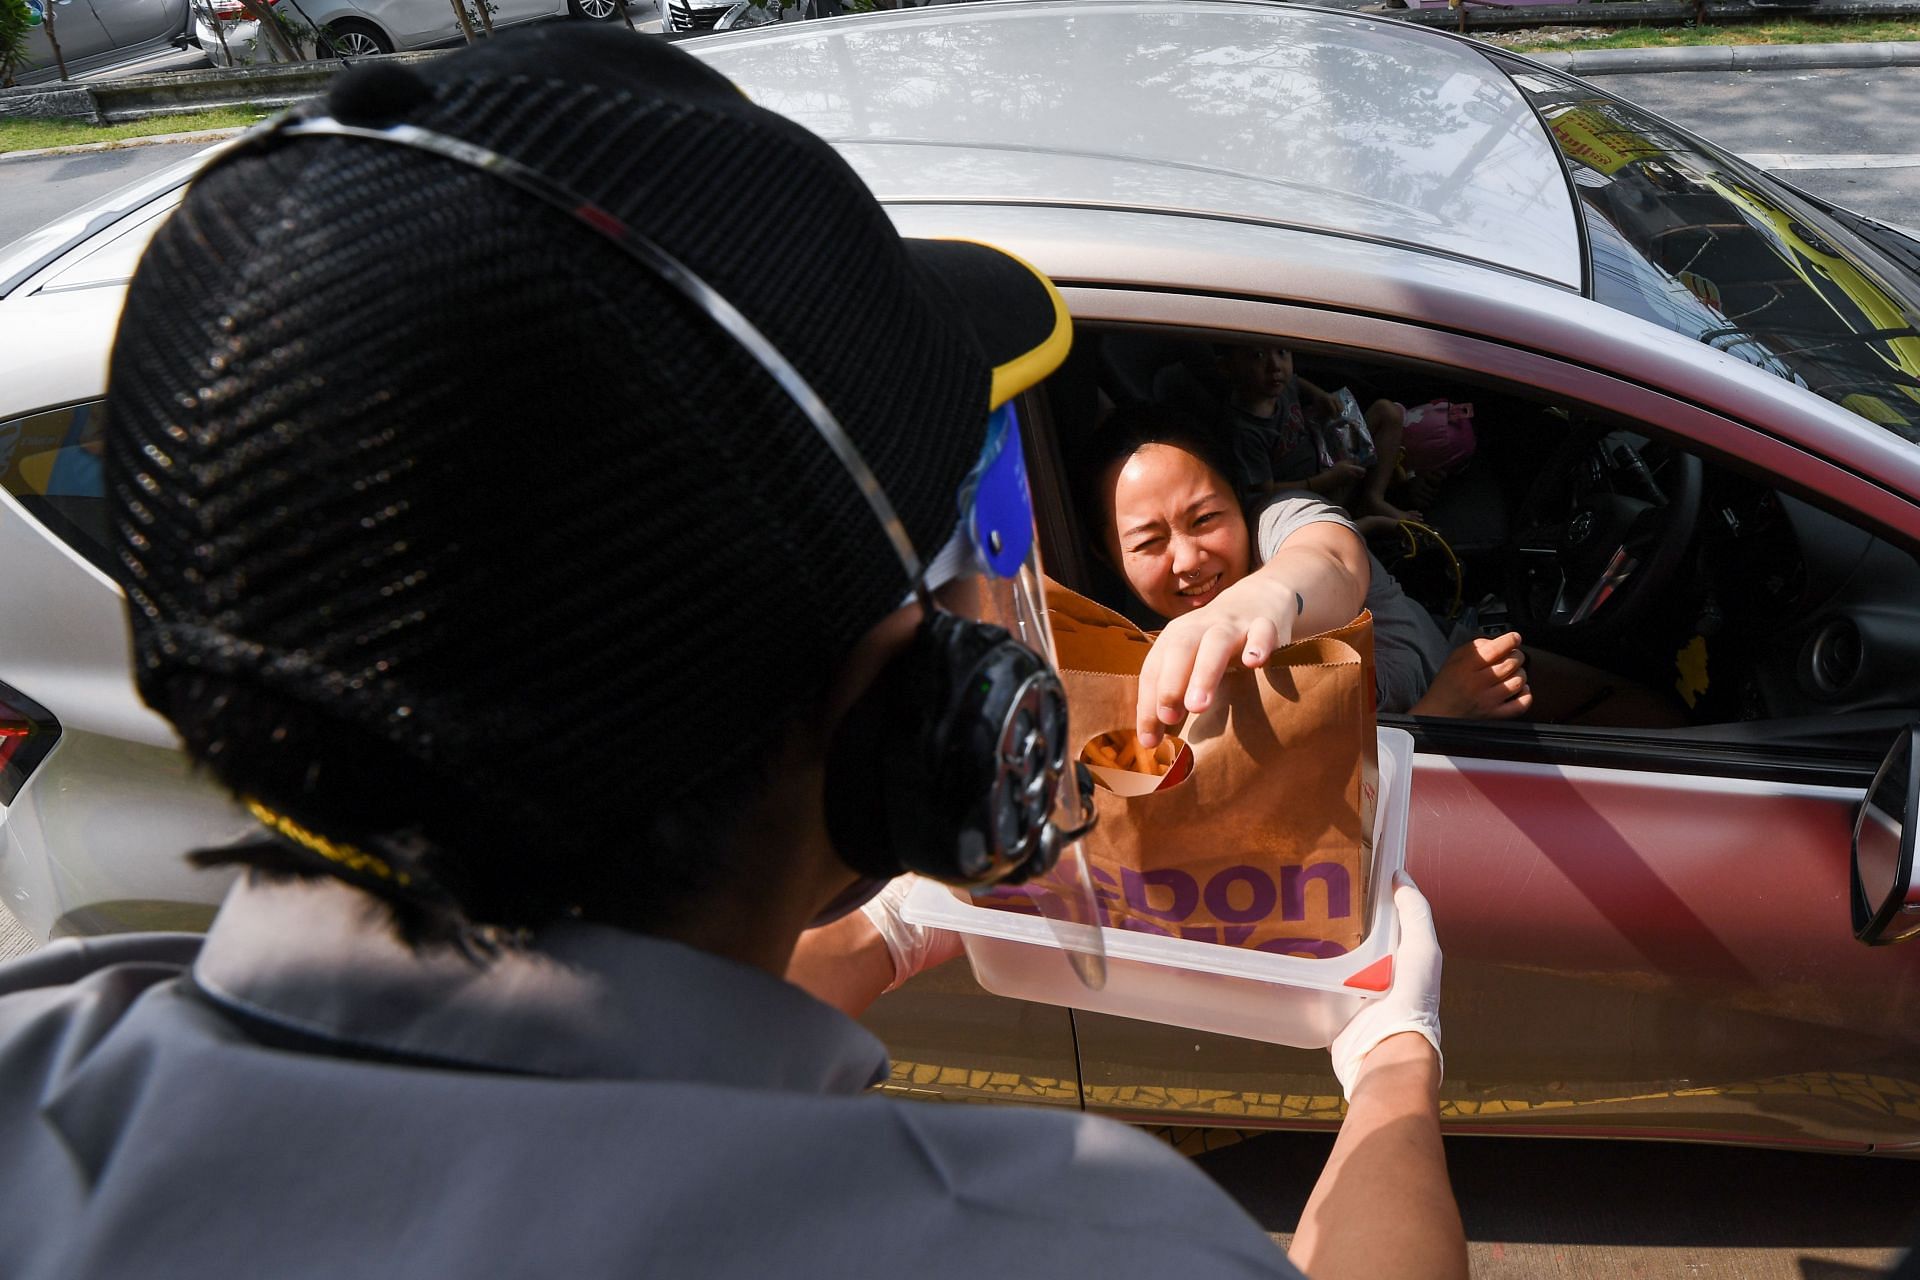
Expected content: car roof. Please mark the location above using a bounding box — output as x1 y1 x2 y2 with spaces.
5 5 1910 501
698 0 1584 288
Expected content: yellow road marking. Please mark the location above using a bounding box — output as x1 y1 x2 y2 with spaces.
882 1062 1920 1128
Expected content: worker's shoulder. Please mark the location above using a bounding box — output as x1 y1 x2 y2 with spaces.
875 1100 1302 1278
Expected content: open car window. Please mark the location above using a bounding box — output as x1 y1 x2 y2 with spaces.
1028 322 1920 770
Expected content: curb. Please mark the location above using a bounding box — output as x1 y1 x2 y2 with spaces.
1521 37 1920 72
0 126 247 163
0 50 442 125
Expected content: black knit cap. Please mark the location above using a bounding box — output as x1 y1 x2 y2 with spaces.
104 24 1071 933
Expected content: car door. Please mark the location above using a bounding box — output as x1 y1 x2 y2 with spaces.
21 0 115 76
89 0 188 51
352 0 450 49
860 968 1082 1111
1037 289 1920 1152
491 0 561 31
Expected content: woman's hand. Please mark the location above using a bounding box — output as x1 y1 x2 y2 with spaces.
1410 631 1530 719
1134 519 1368 748
1136 570 1301 748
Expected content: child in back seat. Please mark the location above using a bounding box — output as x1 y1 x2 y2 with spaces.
1213 343 1417 535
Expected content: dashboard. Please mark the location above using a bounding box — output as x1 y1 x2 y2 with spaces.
1701 470 1920 722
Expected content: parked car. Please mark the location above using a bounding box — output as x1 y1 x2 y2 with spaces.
195 0 620 64
661 0 763 33
12 0 193 86
661 0 947 37
4 0 1920 1154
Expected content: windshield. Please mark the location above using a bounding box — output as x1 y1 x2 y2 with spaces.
1502 60 1920 446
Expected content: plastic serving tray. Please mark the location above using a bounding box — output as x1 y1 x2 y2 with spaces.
902 727 1413 1049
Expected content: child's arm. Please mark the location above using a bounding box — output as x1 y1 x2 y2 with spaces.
1294 376 1341 420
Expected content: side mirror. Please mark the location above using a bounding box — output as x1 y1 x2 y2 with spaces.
1853 724 1920 945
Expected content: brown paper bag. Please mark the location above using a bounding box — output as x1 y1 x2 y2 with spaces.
1039 581 1379 958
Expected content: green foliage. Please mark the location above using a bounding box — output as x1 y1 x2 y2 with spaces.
0 106 270 155
0 0 34 88
268 4 316 47
1494 14 1920 53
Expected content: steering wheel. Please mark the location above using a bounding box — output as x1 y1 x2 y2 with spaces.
1505 423 1703 654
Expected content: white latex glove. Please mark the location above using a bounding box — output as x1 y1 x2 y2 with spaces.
1329 871 1443 1100
859 875 966 992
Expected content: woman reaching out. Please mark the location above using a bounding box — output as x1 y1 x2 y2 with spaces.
1084 407 1541 747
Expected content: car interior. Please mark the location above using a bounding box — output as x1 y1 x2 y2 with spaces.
1019 324 1920 748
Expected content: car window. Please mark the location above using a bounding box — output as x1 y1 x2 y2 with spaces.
1040 324 1920 747
0 402 117 578
1499 61 1920 449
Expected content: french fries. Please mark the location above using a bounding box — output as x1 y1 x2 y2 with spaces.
1081 730 1180 776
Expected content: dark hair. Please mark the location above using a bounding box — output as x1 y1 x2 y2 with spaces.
1076 401 1239 554
1212 341 1291 362
171 671 801 950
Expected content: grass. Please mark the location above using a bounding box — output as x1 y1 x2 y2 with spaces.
0 106 270 156
1497 15 1920 52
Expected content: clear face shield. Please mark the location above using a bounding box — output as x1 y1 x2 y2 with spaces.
938 402 1107 989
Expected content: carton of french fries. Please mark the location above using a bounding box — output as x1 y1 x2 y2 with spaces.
1080 730 1194 797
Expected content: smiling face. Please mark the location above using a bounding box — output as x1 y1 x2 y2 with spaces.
1101 442 1252 619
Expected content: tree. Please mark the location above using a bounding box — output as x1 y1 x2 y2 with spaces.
240 0 304 61
445 0 476 42
190 0 236 66
0 0 32 88
36 0 68 82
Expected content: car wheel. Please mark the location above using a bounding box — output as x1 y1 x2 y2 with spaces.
322 20 391 56
568 0 622 20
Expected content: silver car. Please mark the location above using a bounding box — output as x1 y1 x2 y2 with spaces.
5 1 1920 1152
13 0 193 85
195 0 620 63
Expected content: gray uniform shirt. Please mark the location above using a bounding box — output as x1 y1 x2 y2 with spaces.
0 876 1303 1279
1256 492 1454 713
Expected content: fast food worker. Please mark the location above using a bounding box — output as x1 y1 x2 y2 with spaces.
0 27 1465 1280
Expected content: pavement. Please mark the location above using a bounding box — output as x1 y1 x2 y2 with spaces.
1523 35 1920 72
1 905 35 963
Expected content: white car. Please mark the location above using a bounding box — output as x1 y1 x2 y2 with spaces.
1 152 255 943
6 2 1920 1150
